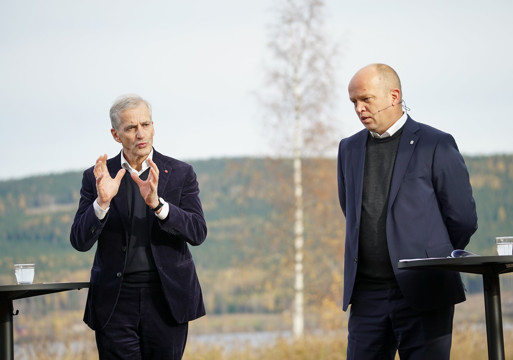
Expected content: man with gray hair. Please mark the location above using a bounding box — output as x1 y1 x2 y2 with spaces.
71 94 207 359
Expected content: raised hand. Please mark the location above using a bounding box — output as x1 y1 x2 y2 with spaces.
130 158 160 210
94 154 126 209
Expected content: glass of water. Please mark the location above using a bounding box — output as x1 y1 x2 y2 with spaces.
496 237 513 256
14 264 35 284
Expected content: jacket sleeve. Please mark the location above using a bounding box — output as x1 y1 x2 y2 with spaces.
432 133 478 250
157 165 207 246
337 139 347 217
70 168 107 252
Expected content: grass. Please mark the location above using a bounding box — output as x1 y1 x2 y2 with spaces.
183 328 513 360
12 291 513 359
14 323 513 359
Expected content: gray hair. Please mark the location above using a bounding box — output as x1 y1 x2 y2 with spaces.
109 94 152 130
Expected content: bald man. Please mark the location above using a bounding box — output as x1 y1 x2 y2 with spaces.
337 64 477 359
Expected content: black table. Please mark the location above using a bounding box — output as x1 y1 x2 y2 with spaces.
0 282 89 360
398 255 513 360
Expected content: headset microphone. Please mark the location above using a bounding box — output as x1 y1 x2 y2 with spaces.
375 104 394 114
364 100 409 117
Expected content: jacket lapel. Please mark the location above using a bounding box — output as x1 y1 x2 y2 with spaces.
153 150 172 196
351 130 368 224
387 117 420 210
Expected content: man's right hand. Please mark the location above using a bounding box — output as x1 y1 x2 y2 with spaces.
93 154 126 209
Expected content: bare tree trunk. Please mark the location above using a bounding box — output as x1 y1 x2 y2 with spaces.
293 81 305 338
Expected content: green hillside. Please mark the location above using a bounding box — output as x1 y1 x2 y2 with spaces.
0 155 512 317
465 155 513 254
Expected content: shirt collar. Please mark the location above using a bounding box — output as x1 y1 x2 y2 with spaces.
120 149 153 176
370 112 407 139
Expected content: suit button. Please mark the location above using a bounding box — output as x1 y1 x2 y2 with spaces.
116 272 122 278
354 258 358 263
121 246 127 252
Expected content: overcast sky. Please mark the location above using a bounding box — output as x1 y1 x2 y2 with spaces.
1 0 512 180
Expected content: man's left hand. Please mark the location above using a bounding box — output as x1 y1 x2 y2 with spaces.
131 158 160 211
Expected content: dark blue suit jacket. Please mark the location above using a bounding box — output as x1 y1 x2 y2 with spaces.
70 149 207 330
337 116 477 311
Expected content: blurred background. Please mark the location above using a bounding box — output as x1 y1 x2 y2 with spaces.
1 0 512 359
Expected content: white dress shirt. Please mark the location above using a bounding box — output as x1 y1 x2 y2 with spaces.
370 112 407 139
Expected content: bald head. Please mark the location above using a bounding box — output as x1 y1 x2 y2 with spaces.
348 63 404 135
351 63 402 99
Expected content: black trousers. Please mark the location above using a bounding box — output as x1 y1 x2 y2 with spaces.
95 285 188 360
347 287 454 360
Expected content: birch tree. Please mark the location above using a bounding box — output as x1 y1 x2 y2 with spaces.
259 0 339 339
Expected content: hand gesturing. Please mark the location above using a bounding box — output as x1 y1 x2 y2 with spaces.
130 158 160 209
94 154 126 209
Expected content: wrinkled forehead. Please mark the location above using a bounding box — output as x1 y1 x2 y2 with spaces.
119 103 152 122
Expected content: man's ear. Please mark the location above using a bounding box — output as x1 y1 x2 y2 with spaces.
111 128 121 143
391 88 401 106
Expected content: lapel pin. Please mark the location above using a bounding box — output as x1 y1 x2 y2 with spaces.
410 140 414 145
164 169 169 173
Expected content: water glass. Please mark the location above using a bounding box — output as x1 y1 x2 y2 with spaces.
14 264 35 284
496 237 513 256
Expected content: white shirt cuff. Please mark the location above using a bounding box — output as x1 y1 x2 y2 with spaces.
155 197 169 220
93 199 109 220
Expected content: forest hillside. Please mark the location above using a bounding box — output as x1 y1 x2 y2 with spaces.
1 155 512 324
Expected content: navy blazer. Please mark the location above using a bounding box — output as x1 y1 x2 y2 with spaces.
70 149 207 330
337 116 477 312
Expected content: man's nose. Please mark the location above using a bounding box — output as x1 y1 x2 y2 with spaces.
355 102 366 114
